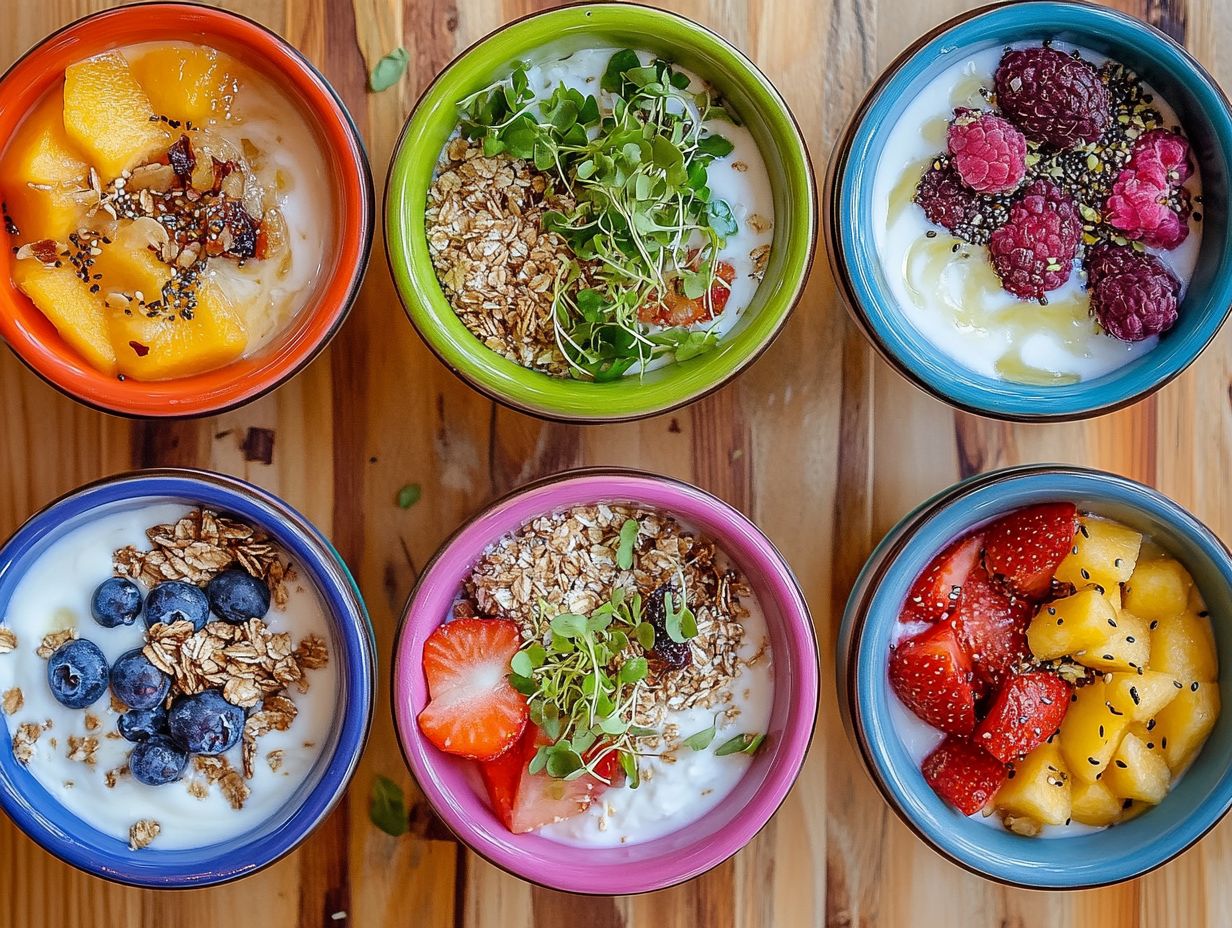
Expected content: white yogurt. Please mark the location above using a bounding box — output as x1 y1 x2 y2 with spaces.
541 594 774 847
871 43 1202 385
0 500 338 849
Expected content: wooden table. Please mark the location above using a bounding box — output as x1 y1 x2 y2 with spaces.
0 0 1227 924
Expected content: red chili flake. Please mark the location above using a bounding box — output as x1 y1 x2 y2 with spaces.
167 135 196 181
128 341 150 357
210 157 237 192
222 199 260 260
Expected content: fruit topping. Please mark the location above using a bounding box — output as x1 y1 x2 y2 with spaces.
167 690 244 755
953 567 1033 686
91 577 143 628
987 179 1083 300
1086 245 1181 342
913 160 1012 245
1128 128 1193 188
110 647 172 710
638 261 737 328
975 672 1071 763
993 46 1109 148
144 579 210 630
946 109 1028 194
921 735 1006 815
46 638 109 709
129 735 189 786
900 532 983 624
995 738 1071 828
643 583 694 669
1105 170 1190 250
983 502 1078 600
889 620 977 735
206 567 272 624
117 705 170 743
417 618 529 761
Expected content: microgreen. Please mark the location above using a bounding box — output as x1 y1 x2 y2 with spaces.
714 732 766 757
682 714 720 751
396 483 422 509
369 774 408 836
616 518 639 570
455 50 740 380
370 47 409 92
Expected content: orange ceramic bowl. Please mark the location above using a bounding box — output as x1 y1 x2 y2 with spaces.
0 2 373 417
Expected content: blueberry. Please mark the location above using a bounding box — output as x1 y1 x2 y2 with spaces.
90 577 142 628
144 580 209 630
129 735 189 785
117 705 169 742
46 638 109 709
167 690 244 755
206 569 271 624
109 648 171 710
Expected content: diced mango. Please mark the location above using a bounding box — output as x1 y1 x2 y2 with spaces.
2 182 87 243
1124 558 1193 622
1055 517 1142 593
93 220 172 301
1027 587 1118 661
1105 732 1171 804
1151 611 1218 684
130 44 233 126
4 92 88 186
13 259 116 375
107 283 246 380
1074 611 1150 674
1070 779 1124 827
1106 670 1181 723
63 52 170 179
1060 681 1130 783
996 739 1071 826
1153 682 1220 774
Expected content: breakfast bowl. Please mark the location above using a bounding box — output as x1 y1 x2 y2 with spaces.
0 468 375 888
391 468 818 893
0 2 373 418
838 464 1232 888
825 0 1232 421
386 3 816 422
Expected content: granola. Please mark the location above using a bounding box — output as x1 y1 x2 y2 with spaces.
2 687 23 716
129 819 161 850
0 628 16 654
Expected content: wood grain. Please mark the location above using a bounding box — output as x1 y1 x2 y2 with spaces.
0 0 1229 925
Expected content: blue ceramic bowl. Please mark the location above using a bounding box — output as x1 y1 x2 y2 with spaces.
0 469 375 888
838 465 1232 888
824 0 1232 421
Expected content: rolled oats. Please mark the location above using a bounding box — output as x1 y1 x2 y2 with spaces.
0 628 16 654
2 687 23 715
129 819 161 850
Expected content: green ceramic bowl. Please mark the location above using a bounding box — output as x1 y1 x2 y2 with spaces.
385 3 816 422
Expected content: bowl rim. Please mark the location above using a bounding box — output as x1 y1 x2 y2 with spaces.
0 467 376 888
383 1 818 423
840 463 1232 889
822 0 1232 422
388 466 820 893
0 0 375 420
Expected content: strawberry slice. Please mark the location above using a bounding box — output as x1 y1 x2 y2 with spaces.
417 618 528 761
478 725 535 827
889 621 977 734
900 532 984 623
954 567 1033 686
975 672 1071 763
983 503 1078 600
921 735 1007 815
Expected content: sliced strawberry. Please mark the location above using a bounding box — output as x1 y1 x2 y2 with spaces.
954 567 1034 686
889 621 977 734
900 532 984 623
583 740 626 786
478 726 535 827
921 735 1007 815
975 672 1071 763
983 503 1078 600
417 618 528 761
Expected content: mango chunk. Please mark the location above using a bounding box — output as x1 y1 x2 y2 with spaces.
1151 610 1218 684
1074 611 1150 674
1027 587 1117 661
1055 517 1142 593
107 283 246 380
5 92 89 187
1105 731 1171 804
1106 670 1181 723
1153 682 1220 774
63 52 170 179
13 259 117 375
1070 779 1123 827
997 739 1071 827
93 220 172 301
1124 558 1193 622
130 45 233 126
1059 681 1130 784
3 183 88 244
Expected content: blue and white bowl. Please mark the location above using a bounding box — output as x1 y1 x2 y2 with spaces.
838 465 1232 888
825 0 1232 420
0 469 375 888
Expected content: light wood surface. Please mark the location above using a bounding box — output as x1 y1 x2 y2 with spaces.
0 0 1227 925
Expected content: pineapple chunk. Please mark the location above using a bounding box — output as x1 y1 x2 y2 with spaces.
1106 670 1181 722
1153 681 1220 774
1071 779 1124 827
13 259 117 375
1059 681 1130 783
107 283 247 380
1189 585 1208 614
1105 732 1171 804
1105 584 1123 613
996 739 1071 826
1055 517 1142 593
63 52 170 179
1027 587 1118 661
1074 611 1150 674
1151 611 1218 684
1124 558 1193 621
130 45 233 126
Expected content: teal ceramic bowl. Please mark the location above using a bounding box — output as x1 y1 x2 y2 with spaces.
838 465 1232 888
386 3 816 422
825 0 1232 421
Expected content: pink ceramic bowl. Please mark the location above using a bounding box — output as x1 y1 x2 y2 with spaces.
390 468 818 894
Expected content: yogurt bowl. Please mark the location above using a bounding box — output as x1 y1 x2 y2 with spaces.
825 1 1232 420
391 469 818 893
386 3 815 422
0 469 374 887
838 465 1232 887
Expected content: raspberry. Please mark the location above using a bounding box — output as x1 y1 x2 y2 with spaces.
994 47 1110 148
946 109 1028 194
1087 246 1180 341
914 161 1012 245
987 179 1083 300
1128 128 1193 188
1105 169 1190 250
